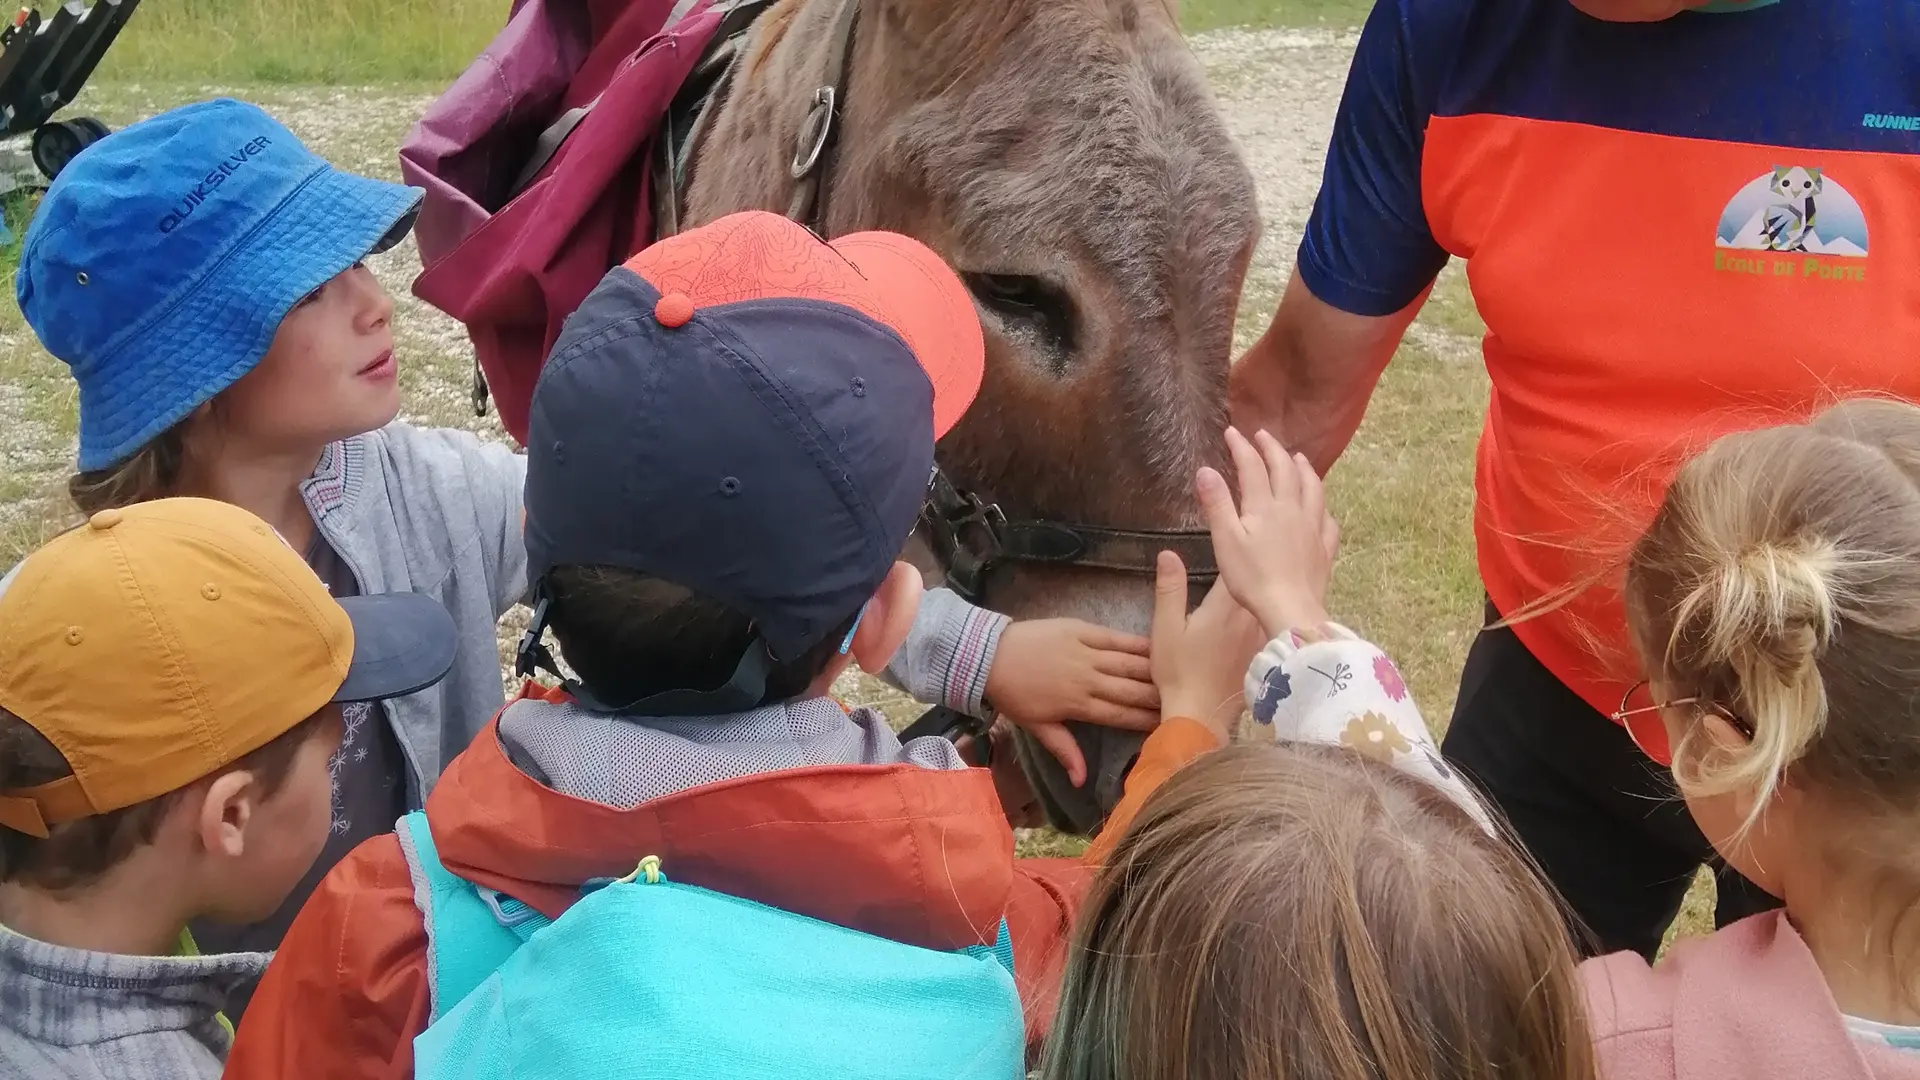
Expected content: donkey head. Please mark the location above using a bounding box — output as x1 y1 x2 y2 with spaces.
687 0 1259 826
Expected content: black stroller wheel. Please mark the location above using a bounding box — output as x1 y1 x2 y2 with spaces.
30 116 111 181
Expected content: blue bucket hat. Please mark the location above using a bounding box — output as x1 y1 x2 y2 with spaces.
16 98 424 471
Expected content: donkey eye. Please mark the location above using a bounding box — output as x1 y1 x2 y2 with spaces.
970 273 1043 307
963 273 1077 376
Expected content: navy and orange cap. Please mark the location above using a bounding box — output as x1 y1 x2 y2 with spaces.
522 211 984 711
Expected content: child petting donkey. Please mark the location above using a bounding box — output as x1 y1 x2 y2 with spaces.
1052 426 1597 1080
1053 400 1920 1080
2 91 1156 1027
217 199 1598 1075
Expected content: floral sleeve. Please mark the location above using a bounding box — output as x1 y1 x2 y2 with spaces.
1244 625 1493 834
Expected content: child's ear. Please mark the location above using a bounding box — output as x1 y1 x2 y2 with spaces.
850 561 924 673
1700 711 1754 758
191 769 261 860
1670 709 1756 782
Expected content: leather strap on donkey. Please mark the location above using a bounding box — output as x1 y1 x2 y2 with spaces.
919 466 1218 604
650 0 851 240
652 0 785 238
784 0 857 229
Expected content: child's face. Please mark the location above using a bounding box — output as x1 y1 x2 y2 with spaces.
215 265 401 452
206 704 345 923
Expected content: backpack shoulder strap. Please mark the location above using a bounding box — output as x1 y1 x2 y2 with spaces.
395 811 549 1021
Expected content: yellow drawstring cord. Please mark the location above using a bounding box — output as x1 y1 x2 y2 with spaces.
616 854 665 885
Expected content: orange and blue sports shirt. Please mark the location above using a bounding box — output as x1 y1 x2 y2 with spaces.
1299 0 1920 717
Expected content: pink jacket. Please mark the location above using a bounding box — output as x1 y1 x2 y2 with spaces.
1584 912 1920 1080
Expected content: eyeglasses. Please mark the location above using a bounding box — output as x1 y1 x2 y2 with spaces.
1611 681 1684 766
1611 680 1754 768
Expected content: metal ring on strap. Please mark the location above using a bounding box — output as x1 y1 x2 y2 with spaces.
790 86 836 179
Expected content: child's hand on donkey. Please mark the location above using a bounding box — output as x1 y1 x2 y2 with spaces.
985 618 1159 788
985 427 1340 768
1149 560 1265 744
1197 427 1339 640
1146 427 1344 744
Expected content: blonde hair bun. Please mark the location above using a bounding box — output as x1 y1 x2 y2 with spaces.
1625 397 1920 833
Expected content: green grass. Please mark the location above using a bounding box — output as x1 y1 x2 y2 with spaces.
82 0 1364 87
0 234 76 569
0 189 34 284
1185 0 1371 31
96 0 504 85
0 186 61 566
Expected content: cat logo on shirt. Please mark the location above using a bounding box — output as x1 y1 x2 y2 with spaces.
1714 166 1870 283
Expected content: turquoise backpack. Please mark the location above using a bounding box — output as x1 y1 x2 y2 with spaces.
395 811 1026 1080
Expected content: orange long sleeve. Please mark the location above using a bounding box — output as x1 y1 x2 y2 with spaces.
1082 718 1225 865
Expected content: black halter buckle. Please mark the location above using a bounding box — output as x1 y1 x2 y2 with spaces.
918 467 1009 602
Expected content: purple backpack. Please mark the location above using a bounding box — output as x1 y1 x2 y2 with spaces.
399 0 753 444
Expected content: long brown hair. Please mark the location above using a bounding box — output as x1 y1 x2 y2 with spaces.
66 423 190 515
1624 397 1920 840
1042 743 1595 1080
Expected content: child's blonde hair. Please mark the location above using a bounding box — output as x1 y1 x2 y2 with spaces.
1624 397 1920 841
1041 743 1595 1080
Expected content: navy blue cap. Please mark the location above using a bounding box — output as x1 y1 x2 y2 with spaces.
333 592 459 704
522 212 984 703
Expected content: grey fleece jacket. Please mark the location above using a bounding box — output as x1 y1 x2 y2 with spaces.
298 426 530 804
0 422 1006 805
0 924 266 1080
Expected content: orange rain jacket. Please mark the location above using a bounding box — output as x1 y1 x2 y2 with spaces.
224 678 1223 1080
